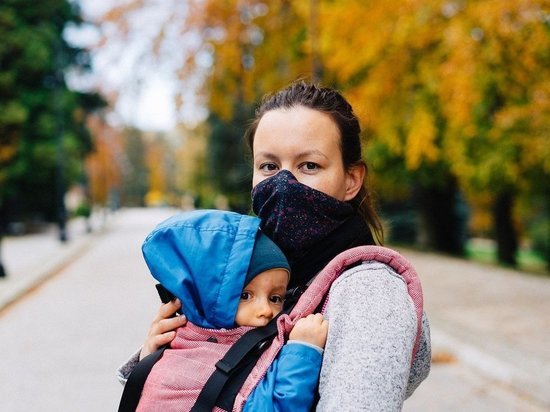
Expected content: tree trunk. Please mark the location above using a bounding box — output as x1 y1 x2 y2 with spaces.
0 204 7 278
493 190 518 266
414 178 468 256
0 239 5 278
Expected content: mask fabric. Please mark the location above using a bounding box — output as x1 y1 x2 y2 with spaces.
251 170 355 259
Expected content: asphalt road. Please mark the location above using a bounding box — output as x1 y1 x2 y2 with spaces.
0 208 173 411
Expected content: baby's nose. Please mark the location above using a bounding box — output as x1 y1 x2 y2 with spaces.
256 299 273 318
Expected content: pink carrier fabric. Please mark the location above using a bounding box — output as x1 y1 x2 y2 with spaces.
137 322 254 412
138 246 423 412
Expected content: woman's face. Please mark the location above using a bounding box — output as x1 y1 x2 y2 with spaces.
252 106 363 201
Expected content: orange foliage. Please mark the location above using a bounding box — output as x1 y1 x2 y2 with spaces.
95 0 549 202
145 136 167 197
318 0 549 197
85 116 123 205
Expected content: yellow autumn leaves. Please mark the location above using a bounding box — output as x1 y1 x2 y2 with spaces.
96 0 549 229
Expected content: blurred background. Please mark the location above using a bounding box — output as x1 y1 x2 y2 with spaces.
1 0 549 273
1 0 548 279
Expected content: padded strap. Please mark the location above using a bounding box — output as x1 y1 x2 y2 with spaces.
190 314 281 412
117 345 167 412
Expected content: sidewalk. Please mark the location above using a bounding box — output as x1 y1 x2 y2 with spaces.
402 248 550 409
0 211 114 313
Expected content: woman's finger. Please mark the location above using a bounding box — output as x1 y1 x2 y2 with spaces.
156 299 182 320
155 314 187 335
154 331 177 347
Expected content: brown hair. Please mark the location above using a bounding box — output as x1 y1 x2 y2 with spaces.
245 80 384 244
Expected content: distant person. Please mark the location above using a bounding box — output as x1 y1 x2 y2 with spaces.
120 209 328 411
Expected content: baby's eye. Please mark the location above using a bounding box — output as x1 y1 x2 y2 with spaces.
240 292 252 301
269 295 283 304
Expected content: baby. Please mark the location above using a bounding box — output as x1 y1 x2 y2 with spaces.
131 210 327 411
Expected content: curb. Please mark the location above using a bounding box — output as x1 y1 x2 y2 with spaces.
0 218 111 314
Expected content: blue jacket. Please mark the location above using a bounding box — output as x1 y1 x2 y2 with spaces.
142 210 321 411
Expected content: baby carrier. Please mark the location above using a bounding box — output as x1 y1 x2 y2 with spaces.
119 244 424 412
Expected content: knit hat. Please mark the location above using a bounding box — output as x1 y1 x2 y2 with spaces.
245 232 290 286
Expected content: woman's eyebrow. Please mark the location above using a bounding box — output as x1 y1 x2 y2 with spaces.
254 149 328 161
296 150 329 160
253 152 279 161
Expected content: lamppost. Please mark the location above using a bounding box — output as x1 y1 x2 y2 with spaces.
0 202 5 277
54 22 67 243
0 238 5 278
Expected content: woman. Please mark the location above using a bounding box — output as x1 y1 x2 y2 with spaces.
120 81 431 410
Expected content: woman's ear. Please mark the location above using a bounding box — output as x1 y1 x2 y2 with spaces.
344 163 366 201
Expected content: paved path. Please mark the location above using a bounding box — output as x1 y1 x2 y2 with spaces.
0 212 109 313
402 249 550 409
0 208 548 410
0 208 176 411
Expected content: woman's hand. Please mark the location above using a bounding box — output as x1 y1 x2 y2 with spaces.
139 299 187 360
289 313 329 349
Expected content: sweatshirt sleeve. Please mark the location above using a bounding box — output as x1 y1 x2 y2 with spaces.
316 261 423 411
243 342 323 412
116 348 141 385
407 310 431 397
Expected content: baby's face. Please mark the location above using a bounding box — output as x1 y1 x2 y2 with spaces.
234 268 289 327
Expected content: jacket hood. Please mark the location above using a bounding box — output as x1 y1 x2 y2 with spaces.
142 210 261 329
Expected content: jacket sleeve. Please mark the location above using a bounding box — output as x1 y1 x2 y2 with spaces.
316 260 429 411
116 348 141 385
243 342 323 412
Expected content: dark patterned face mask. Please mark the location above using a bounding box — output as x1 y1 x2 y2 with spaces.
251 170 355 259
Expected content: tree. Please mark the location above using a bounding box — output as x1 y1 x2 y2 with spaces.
95 1 549 266
120 128 149 207
316 0 549 263
96 0 314 209
0 0 103 226
439 0 549 265
144 132 180 206
0 0 104 276
85 115 123 208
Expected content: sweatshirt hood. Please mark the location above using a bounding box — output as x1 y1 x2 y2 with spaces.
142 210 260 329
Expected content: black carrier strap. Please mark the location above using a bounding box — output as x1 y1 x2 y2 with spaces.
193 283 319 411
191 314 281 412
118 345 168 412
118 284 175 412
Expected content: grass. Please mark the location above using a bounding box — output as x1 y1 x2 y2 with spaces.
465 238 549 275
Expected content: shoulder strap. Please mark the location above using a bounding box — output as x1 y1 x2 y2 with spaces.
291 245 424 360
117 345 168 412
116 322 278 412
118 285 176 412
190 313 281 412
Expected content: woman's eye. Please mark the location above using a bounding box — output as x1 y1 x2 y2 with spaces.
269 295 283 304
299 162 319 171
240 292 252 301
259 163 278 172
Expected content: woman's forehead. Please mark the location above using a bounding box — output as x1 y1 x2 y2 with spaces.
253 107 340 152
257 106 336 129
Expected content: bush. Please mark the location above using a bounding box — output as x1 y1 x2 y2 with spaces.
528 216 549 261
74 203 91 218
